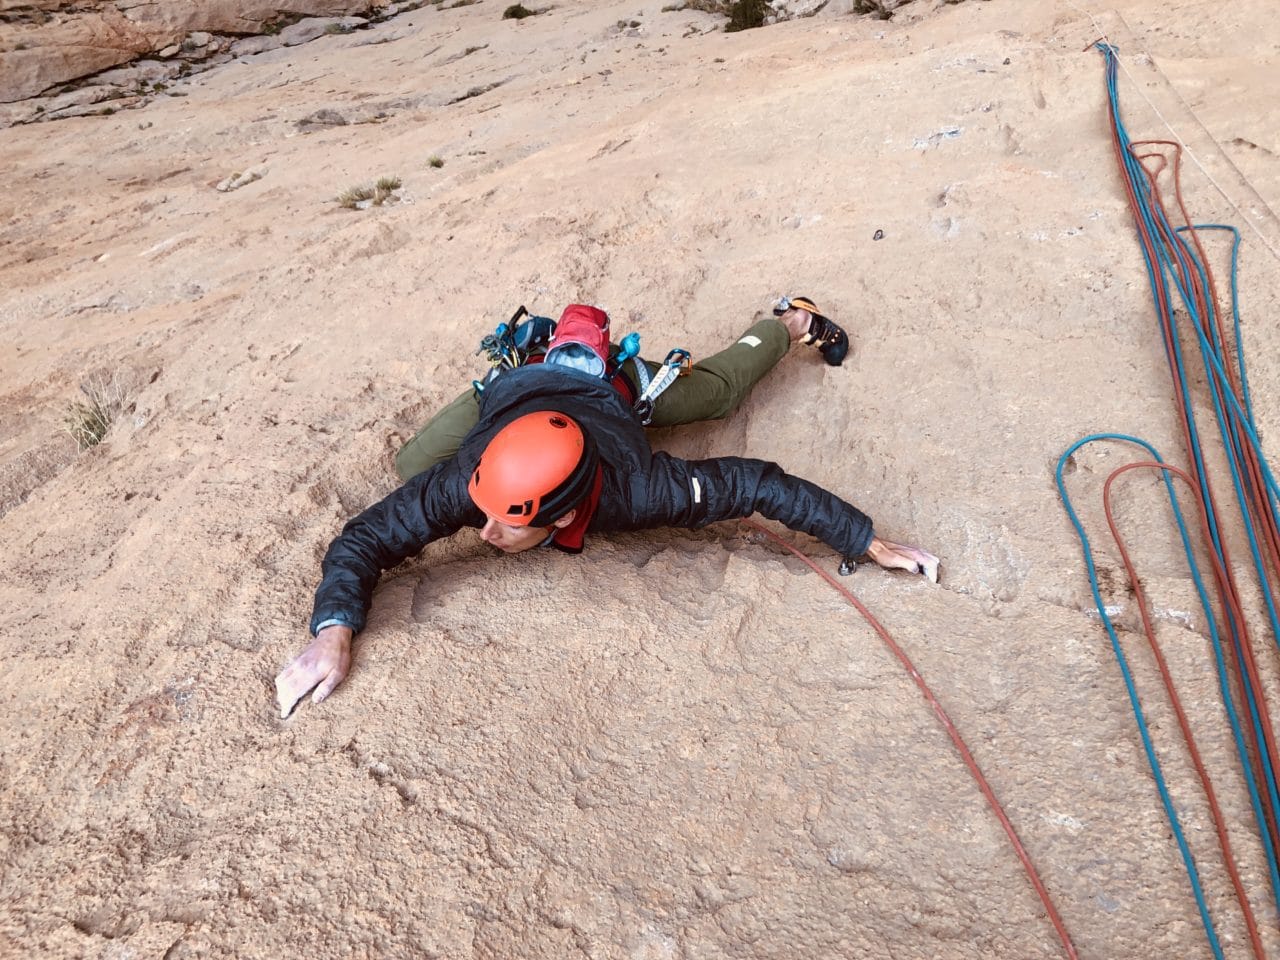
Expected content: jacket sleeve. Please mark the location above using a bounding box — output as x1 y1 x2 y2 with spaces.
636 454 874 559
308 462 482 636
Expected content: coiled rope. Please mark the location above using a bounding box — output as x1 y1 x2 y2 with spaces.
1099 41 1280 892
1055 43 1280 958
1056 441 1270 960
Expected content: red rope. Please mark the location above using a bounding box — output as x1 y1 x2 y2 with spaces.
738 518 1080 960
1125 139 1280 870
1102 462 1268 960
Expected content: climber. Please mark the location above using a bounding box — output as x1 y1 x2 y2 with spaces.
275 297 939 718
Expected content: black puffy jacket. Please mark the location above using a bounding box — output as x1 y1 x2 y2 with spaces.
309 364 874 635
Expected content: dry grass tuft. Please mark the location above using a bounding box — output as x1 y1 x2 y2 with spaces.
337 175 402 209
337 184 376 208
63 377 127 450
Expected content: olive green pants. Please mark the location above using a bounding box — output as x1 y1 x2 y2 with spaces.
394 316 791 481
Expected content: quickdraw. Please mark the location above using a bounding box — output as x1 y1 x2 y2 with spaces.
632 348 691 426
477 305 530 371
473 305 556 393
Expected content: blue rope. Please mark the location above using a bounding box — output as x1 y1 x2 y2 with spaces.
1100 39 1280 785
1055 435 1225 957
1100 43 1280 826
1057 435 1280 920
1156 219 1280 827
1074 43 1280 930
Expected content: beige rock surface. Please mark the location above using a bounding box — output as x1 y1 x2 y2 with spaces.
2 0 1280 957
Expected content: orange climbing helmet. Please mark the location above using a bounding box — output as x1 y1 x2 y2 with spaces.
468 410 599 527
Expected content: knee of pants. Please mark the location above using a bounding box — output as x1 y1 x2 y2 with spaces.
394 443 427 482
395 388 481 481
395 433 455 482
650 370 740 427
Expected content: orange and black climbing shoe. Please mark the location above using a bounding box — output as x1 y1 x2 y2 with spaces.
774 295 849 366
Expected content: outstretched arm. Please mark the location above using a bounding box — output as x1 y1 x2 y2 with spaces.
638 454 938 582
275 462 482 717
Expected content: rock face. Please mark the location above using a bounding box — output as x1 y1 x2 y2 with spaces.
1 0 1279 957
0 1 388 102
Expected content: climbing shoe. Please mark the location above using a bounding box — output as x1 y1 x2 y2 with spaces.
773 295 849 366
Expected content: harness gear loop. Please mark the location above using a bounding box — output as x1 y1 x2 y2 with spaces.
475 306 561 393
477 305 530 373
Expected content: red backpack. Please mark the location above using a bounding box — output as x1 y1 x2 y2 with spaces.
545 304 611 370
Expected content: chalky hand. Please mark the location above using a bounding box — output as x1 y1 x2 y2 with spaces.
274 626 353 718
863 537 940 584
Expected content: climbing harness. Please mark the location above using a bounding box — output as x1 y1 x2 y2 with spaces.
473 305 691 424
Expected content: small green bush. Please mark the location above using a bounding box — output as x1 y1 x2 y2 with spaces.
428 155 444 168
503 3 536 19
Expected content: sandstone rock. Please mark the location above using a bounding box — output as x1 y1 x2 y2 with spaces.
84 60 183 88
1 18 153 104
278 16 366 46
24 82 116 113
0 103 34 127
230 35 284 57
179 44 213 61
0 4 1277 959
215 165 268 192
768 0 829 19
296 107 348 130
44 94 142 120
0 2 388 102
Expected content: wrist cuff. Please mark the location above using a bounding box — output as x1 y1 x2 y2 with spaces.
313 617 355 637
